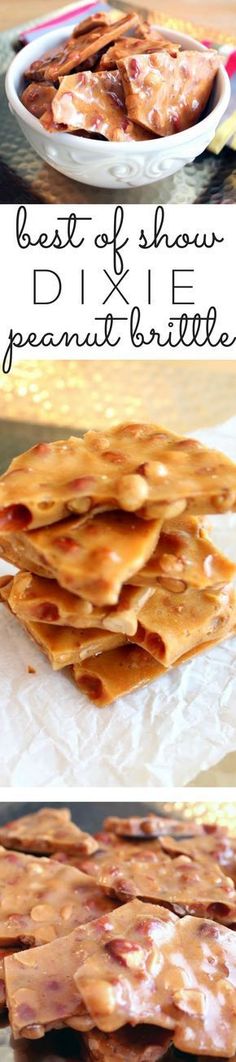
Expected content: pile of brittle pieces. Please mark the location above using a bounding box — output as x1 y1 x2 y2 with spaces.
0 806 236 1061
0 422 236 706
20 10 221 141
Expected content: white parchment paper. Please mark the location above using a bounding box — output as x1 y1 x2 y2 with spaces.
0 417 235 788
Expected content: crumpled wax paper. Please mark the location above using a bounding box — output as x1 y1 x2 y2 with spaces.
0 417 235 788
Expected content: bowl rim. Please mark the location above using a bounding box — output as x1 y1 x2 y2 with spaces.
5 21 231 154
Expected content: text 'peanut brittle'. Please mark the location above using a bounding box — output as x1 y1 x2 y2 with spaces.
0 424 236 532
0 807 97 857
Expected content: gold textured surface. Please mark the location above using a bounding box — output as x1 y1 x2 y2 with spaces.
1 360 236 432
162 802 236 832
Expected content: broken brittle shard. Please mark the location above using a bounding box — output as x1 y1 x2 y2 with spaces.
0 806 98 857
0 424 236 533
2 572 153 636
5 898 236 1054
0 845 116 947
118 50 220 136
0 510 161 605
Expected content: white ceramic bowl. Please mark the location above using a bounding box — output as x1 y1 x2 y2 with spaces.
6 24 230 189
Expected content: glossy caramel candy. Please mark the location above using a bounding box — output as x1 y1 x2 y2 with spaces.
0 846 116 947
0 511 160 604
1 424 236 532
131 585 236 667
98 34 180 70
102 813 205 839
4 572 153 636
73 644 164 706
130 516 236 593
0 806 97 857
73 603 236 705
160 833 236 885
5 899 236 1054
52 71 150 140
95 844 236 924
0 580 127 667
74 903 236 1053
118 50 220 136
25 13 139 82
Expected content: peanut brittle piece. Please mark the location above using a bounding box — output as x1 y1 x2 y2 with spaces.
98 35 179 70
159 834 236 885
0 948 21 1010
74 904 236 1053
26 13 139 82
0 436 109 531
4 929 91 1038
52 71 150 140
1 425 236 531
73 608 236 705
79 840 164 881
118 50 220 136
0 846 116 947
84 423 236 518
4 901 177 1039
72 12 121 37
102 814 204 839
130 516 236 592
0 807 97 857
82 1024 172 1061
73 644 164 705
97 846 236 925
0 582 126 667
21 82 56 118
53 839 161 881
131 586 236 666
5 899 236 1053
4 573 153 637
0 511 161 605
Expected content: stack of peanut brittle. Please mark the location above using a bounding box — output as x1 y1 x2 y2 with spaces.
0 422 236 706
20 10 221 141
0 805 236 1062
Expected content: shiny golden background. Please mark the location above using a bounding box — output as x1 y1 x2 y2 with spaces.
1 361 236 433
162 803 236 832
